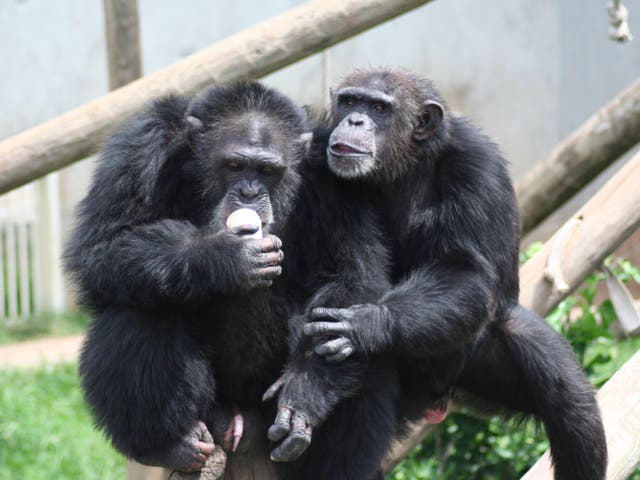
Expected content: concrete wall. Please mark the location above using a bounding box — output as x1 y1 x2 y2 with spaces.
1 0 640 309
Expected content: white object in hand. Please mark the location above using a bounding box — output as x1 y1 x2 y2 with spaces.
226 208 263 239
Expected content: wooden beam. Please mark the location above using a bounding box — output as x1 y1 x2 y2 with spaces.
516 77 640 234
103 0 142 90
385 149 640 474
0 0 433 196
519 149 640 316
522 351 640 480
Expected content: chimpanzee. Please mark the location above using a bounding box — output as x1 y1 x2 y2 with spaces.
278 67 607 479
64 81 396 480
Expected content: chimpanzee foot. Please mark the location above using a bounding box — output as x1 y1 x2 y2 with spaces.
137 421 216 472
268 405 313 462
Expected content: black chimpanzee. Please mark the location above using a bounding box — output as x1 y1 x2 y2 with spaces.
280 67 607 480
65 81 396 480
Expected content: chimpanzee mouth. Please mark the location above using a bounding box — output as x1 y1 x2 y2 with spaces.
329 143 370 157
327 145 376 179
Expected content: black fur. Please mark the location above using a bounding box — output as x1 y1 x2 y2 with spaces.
65 82 395 479
303 67 607 480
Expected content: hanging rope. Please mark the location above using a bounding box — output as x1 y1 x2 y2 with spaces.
608 0 633 42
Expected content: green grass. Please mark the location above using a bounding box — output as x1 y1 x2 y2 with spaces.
0 313 90 345
0 363 125 480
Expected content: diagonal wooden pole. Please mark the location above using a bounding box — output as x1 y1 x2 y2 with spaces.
0 0 432 196
516 77 640 234
518 149 640 316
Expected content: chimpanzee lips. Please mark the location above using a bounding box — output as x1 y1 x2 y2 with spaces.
329 143 369 156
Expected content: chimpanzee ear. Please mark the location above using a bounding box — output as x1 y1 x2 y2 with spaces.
413 100 444 141
186 115 204 133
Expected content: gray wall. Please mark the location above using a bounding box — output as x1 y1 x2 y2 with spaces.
1 0 639 219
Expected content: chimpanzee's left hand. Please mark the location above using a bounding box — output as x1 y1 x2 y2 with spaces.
304 304 391 361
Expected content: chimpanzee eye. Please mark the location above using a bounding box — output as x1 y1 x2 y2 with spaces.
373 103 386 113
344 97 355 107
258 164 274 175
226 160 243 172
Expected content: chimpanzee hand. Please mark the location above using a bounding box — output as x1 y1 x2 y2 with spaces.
219 226 284 292
262 374 315 463
304 304 392 361
136 421 216 473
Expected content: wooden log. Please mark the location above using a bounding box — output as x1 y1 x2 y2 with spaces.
385 149 640 474
0 0 433 196
519 149 640 317
125 462 166 480
103 0 142 90
516 77 640 234
522 351 640 480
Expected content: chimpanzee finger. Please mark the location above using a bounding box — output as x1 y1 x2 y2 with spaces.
303 321 351 337
314 337 352 356
267 406 292 442
228 224 260 237
256 250 284 267
257 234 283 252
310 306 349 321
262 376 285 402
252 265 282 281
325 345 355 363
270 415 312 462
249 265 282 283
197 441 216 456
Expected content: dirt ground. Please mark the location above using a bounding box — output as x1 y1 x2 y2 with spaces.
0 335 84 368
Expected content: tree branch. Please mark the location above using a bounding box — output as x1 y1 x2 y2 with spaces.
0 0 432 196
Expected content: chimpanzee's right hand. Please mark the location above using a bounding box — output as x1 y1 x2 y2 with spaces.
216 226 284 292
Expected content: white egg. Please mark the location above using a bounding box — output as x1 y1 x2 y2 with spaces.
226 208 263 239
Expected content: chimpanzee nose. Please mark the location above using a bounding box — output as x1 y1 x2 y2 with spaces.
240 182 261 202
347 113 365 127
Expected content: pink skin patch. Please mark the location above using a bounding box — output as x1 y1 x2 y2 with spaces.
223 406 244 452
424 405 449 424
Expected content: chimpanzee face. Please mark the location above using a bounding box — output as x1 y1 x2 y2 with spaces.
327 69 445 183
189 112 307 234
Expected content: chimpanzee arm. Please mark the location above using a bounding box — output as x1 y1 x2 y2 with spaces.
265 185 392 462
308 250 496 358
68 216 282 309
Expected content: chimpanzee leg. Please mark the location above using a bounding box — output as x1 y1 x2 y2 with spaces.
457 305 606 480
290 361 397 480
